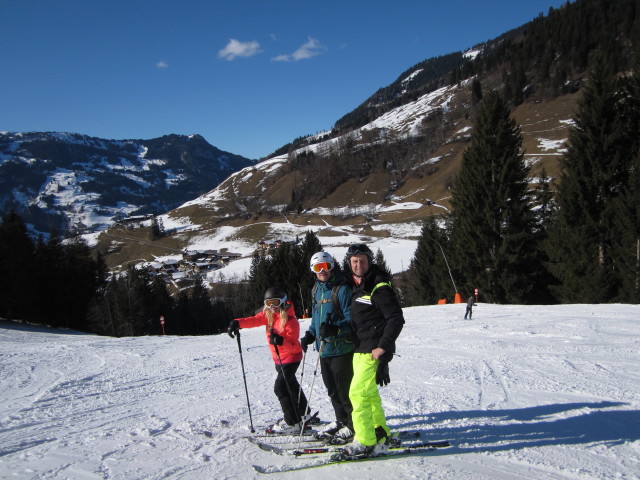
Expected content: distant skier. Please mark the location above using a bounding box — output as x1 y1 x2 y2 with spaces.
464 295 475 319
227 287 309 433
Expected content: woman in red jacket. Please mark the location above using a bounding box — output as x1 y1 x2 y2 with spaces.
228 287 309 433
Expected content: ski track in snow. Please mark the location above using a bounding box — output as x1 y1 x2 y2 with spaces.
1 303 639 479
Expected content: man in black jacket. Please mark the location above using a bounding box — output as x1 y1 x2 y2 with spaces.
342 244 405 456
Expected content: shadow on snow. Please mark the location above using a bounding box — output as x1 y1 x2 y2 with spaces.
388 401 639 454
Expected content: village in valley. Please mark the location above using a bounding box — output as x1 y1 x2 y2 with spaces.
136 237 295 291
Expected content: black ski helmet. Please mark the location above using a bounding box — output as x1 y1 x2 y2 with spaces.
346 244 374 264
264 286 287 302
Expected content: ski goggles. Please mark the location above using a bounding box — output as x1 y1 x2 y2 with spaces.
347 244 371 256
311 262 333 273
264 297 286 308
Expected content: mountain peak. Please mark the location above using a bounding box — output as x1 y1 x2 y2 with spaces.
0 132 255 237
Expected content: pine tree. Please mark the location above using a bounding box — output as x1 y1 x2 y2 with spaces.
531 168 555 235
188 275 215 334
528 169 557 303
547 52 632 302
174 290 194 335
374 248 392 278
613 150 640 301
297 231 324 315
86 275 119 336
471 78 483 107
271 242 304 315
249 250 269 309
406 216 457 305
610 69 640 301
34 233 66 328
150 216 164 240
449 90 539 303
0 211 34 320
147 274 173 334
88 266 156 337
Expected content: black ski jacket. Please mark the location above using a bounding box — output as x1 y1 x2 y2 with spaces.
346 264 404 358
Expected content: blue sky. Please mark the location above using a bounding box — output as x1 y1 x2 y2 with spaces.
1 0 567 160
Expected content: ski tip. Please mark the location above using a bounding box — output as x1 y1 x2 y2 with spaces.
253 464 270 474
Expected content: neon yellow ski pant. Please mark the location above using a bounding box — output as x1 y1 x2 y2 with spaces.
349 353 390 446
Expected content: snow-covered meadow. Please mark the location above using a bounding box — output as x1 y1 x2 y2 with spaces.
1 303 639 479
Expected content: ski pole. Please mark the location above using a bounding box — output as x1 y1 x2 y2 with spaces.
231 329 254 433
297 348 307 407
296 342 323 450
296 312 329 447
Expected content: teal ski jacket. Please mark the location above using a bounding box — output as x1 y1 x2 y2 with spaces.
309 273 354 357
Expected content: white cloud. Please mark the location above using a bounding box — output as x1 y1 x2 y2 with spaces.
272 36 326 62
217 39 261 61
156 60 168 68
271 54 290 62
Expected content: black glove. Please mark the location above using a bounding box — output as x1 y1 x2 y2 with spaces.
269 331 284 346
300 331 315 352
227 319 239 338
376 360 390 386
319 323 339 338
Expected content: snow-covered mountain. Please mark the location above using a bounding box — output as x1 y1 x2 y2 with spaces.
2 302 638 478
0 132 255 237
98 77 572 275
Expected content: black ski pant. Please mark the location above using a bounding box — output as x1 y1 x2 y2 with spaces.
320 352 354 430
465 305 472 319
273 361 308 425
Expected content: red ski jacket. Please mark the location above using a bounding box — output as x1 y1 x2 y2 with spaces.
235 302 303 364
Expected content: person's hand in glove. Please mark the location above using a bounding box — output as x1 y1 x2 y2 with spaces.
300 331 315 352
269 331 284 346
376 360 390 386
227 319 239 338
319 323 339 338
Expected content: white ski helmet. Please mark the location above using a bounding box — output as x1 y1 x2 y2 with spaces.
309 251 334 273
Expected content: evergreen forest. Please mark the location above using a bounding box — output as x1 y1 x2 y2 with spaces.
403 52 640 306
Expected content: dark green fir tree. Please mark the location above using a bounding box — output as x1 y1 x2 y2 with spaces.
0 211 34 320
374 248 392 278
406 215 457 305
249 250 270 309
298 231 324 315
547 52 633 302
449 90 539 303
610 69 640 302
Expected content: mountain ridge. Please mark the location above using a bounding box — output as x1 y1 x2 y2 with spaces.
0 131 256 236
96 83 576 272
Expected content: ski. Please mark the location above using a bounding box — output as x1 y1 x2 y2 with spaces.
291 439 449 457
250 429 421 454
247 436 323 454
253 441 452 474
325 429 420 445
250 430 319 440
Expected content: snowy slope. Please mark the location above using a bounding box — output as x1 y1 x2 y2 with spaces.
1 303 639 479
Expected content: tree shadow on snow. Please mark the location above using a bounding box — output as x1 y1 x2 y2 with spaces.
387 401 640 453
